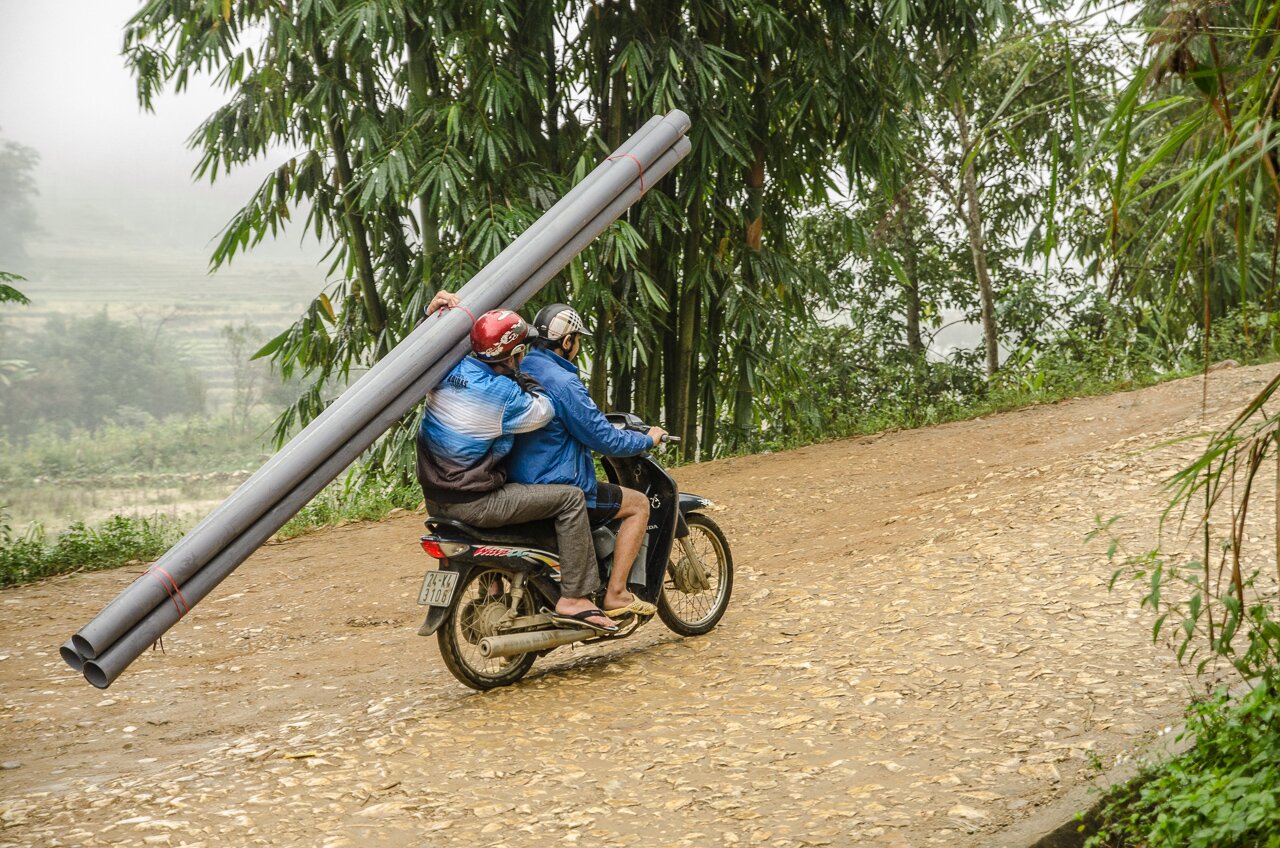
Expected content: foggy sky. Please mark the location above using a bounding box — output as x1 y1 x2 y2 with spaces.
0 0 316 261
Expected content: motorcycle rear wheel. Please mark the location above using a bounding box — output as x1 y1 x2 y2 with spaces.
437 567 537 690
658 513 733 636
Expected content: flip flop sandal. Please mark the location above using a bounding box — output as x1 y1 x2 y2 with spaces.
549 608 619 634
604 597 657 618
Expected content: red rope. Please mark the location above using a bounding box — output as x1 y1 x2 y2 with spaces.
439 303 477 323
148 566 190 616
607 153 646 194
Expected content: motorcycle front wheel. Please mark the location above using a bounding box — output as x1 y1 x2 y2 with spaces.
437 567 537 690
658 513 733 636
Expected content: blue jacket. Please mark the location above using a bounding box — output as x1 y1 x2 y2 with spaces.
416 356 553 499
507 348 652 506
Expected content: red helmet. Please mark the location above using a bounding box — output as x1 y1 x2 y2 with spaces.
470 310 535 363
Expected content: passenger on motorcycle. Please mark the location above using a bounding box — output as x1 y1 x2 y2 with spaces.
506 303 667 619
415 291 618 634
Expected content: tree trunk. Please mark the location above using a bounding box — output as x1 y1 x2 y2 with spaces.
314 43 387 340
675 197 703 457
591 54 626 408
633 353 650 421
733 141 767 446
590 300 609 407
661 263 680 431
644 344 663 426
611 326 633 413
700 292 722 457
903 228 924 356
684 296 701 458
405 23 439 291
953 97 999 376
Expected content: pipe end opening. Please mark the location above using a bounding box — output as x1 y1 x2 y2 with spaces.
71 635 97 660
59 643 85 673
83 662 111 689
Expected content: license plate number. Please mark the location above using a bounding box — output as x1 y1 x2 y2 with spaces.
417 570 458 607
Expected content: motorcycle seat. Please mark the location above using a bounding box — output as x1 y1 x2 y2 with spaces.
425 516 558 548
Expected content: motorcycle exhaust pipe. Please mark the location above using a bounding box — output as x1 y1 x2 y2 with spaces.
479 627 596 659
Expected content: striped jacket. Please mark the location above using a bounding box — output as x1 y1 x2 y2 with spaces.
415 356 553 501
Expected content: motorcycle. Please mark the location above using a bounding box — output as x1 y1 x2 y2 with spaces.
413 413 733 690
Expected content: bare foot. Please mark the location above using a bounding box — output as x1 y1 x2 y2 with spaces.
603 589 638 610
603 590 656 616
554 596 615 631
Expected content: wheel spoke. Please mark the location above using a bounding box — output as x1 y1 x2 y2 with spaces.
661 522 729 629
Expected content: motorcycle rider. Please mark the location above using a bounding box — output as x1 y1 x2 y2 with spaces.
416 291 618 634
507 303 666 619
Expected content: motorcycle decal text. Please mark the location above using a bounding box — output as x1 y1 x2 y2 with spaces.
472 546 561 571
474 545 524 557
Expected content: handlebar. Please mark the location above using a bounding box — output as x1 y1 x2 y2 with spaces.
661 435 681 443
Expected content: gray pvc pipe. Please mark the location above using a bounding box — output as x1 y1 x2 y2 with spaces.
68 111 689 664
78 135 692 688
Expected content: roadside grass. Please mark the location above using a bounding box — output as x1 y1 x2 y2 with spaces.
0 511 180 589
276 479 424 540
0 479 425 588
709 355 1243 464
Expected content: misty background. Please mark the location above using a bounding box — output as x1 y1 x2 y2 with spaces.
0 1 326 404
1 2 331 531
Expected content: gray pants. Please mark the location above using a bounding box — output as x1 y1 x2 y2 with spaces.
424 483 599 599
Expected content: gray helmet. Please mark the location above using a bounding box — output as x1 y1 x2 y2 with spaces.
532 303 592 342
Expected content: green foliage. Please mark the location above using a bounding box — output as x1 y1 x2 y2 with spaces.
1095 0 1280 334
123 0 1007 466
277 476 423 539
1086 677 1280 848
0 510 180 588
0 270 29 306
0 312 206 438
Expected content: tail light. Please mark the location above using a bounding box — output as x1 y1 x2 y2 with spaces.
420 538 470 558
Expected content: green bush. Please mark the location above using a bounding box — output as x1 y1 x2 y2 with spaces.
1086 676 1280 848
0 511 180 588
278 477 423 539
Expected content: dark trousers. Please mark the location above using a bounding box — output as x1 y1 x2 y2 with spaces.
424 483 599 598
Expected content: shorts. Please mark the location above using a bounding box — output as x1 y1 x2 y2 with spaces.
586 481 624 526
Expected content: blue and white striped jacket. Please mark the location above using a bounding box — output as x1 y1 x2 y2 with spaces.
415 357 553 500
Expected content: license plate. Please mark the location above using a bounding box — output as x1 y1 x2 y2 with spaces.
417 570 458 607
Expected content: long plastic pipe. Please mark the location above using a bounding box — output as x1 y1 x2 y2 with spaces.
67 112 688 664
79 135 691 688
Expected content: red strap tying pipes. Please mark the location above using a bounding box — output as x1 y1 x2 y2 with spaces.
148 567 189 616
607 153 646 194
438 303 477 323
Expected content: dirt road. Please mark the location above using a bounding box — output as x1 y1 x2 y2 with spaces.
3 365 1275 847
